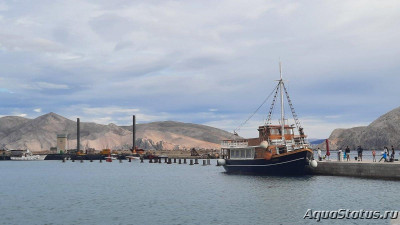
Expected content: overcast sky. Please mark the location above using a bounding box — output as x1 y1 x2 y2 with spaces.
0 0 399 139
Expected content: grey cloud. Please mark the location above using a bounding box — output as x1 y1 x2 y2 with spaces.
0 0 400 139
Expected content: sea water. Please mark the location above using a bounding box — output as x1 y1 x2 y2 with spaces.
0 160 399 225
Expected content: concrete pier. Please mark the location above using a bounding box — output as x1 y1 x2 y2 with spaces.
307 160 400 180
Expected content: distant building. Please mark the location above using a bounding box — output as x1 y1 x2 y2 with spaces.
57 134 68 154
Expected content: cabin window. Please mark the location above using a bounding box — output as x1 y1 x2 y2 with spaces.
231 150 236 158
240 150 245 158
230 148 255 159
245 149 253 158
284 129 293 134
270 129 280 135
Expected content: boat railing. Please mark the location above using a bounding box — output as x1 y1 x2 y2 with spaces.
221 140 249 148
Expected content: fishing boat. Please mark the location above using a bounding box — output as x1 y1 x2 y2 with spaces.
218 63 317 175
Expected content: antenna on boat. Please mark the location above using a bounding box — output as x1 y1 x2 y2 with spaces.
279 61 286 146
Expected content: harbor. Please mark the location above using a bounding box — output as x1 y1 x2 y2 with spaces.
1 159 399 225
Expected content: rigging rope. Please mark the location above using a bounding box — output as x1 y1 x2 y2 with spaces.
231 83 280 138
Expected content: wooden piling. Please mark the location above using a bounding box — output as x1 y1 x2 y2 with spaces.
80 159 83 163
100 159 102 163
128 158 132 162
168 158 172 164
140 157 144 163
119 159 122 163
179 159 181 164
184 158 187 164
149 158 153 163
203 160 206 166
62 158 66 163
164 158 168 163
190 159 193 165
194 158 199 164
174 158 176 163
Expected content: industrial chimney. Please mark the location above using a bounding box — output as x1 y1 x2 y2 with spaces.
132 115 136 151
77 118 80 153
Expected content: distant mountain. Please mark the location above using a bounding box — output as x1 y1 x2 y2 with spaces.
326 106 400 150
122 121 235 150
308 139 325 145
0 112 234 152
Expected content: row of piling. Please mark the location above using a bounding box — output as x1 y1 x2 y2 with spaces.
62 157 212 165
147 157 211 165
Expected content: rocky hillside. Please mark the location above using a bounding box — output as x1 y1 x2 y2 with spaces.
122 121 235 150
0 112 234 152
326 106 400 150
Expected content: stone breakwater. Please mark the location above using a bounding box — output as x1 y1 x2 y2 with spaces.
306 160 400 180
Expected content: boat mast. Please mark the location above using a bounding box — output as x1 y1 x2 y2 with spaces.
279 62 285 146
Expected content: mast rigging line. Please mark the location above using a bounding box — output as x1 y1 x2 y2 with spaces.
232 83 280 137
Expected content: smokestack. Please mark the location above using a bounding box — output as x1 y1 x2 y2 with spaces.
77 118 80 153
133 115 136 151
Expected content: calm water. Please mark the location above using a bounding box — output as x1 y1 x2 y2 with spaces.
0 160 399 225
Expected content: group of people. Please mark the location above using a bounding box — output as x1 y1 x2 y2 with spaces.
318 146 397 162
334 146 353 161
377 146 396 162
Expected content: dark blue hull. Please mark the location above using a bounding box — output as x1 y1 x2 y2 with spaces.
223 150 312 175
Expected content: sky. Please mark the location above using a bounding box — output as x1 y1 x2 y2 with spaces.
0 0 399 139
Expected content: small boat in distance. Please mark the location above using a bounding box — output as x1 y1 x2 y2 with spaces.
10 149 46 161
218 63 317 175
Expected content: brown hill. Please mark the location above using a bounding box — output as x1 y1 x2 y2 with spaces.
326 106 400 150
0 112 233 152
122 121 235 150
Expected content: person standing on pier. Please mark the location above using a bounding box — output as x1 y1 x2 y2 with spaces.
391 146 395 161
317 148 322 161
357 146 363 161
379 148 387 162
345 146 350 161
384 146 389 162
372 149 376 162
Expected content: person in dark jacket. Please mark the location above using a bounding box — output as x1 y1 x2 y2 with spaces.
345 146 350 161
357 146 363 161
391 146 395 160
